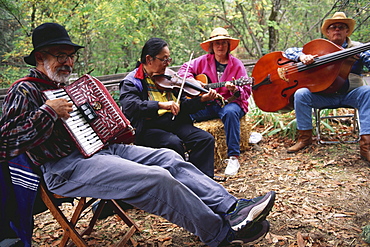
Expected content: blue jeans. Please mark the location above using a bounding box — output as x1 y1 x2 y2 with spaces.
41 144 236 247
191 102 246 157
294 85 370 135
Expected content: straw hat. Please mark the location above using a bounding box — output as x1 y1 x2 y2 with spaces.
200 27 240 52
24 23 84 66
321 12 356 38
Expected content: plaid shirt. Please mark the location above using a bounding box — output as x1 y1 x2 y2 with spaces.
0 69 76 165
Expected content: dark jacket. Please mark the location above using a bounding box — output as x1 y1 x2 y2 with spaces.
119 68 209 141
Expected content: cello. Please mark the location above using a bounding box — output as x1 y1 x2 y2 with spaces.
251 39 370 112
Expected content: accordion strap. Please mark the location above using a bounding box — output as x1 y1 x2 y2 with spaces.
10 77 59 91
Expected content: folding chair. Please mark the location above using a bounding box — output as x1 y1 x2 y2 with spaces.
314 106 360 144
39 180 140 247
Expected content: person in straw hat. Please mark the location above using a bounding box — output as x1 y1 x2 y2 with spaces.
178 27 252 176
283 12 370 159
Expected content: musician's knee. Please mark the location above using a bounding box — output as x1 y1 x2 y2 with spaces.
148 165 172 178
161 135 185 154
356 85 370 99
295 87 310 96
294 88 311 102
192 130 214 151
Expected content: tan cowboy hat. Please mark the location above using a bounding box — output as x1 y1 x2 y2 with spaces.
200 27 240 52
321 12 356 38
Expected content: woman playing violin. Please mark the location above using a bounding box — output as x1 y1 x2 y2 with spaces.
119 37 219 178
177 27 252 176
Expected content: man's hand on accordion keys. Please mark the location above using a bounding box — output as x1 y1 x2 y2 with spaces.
46 98 73 119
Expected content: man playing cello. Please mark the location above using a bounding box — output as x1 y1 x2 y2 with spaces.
283 12 370 160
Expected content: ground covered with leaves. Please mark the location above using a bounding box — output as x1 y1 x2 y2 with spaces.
32 134 370 246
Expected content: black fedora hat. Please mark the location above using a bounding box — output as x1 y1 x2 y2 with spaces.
24 23 84 66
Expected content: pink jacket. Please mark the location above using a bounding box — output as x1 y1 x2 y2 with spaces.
177 53 251 113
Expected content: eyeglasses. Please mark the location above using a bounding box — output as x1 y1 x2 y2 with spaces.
41 51 79 64
328 24 348 31
154 56 172 64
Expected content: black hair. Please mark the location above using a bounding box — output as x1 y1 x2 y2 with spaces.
136 38 168 68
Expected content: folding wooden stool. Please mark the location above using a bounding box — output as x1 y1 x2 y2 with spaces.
39 181 140 247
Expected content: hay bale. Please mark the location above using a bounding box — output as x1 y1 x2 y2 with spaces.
194 116 251 170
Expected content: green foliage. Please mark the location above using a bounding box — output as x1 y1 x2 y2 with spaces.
111 90 120 106
247 97 296 139
317 108 336 133
0 64 27 88
1 0 369 87
247 104 299 140
362 224 370 244
0 0 368 144
247 104 361 140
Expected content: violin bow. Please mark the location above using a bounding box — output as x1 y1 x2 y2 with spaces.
172 51 194 120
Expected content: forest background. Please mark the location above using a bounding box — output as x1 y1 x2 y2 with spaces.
1 1 370 245
1 0 369 89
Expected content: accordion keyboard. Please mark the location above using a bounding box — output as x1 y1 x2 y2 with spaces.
44 89 104 155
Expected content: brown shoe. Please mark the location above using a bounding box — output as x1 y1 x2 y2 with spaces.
287 130 312 153
360 135 370 162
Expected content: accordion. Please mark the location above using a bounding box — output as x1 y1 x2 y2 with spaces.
43 74 135 157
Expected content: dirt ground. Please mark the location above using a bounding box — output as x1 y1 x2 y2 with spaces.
32 134 370 247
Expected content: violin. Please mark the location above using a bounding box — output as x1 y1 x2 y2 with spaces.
152 68 211 97
251 39 370 112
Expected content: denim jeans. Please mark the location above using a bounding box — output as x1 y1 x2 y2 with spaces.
294 85 370 135
191 102 246 157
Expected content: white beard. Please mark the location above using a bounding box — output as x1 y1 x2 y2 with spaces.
44 59 72 84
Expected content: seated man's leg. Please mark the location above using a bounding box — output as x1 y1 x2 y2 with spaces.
217 103 245 176
41 145 233 245
107 145 275 246
218 102 245 157
343 85 370 161
346 85 370 133
136 128 186 159
174 123 215 177
41 145 275 246
190 104 219 122
288 87 341 153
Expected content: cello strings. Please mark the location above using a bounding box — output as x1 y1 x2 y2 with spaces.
280 42 370 77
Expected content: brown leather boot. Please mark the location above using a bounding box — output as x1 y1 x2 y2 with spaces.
287 130 312 153
360 134 370 162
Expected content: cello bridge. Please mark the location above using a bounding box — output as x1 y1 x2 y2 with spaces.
277 68 289 82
